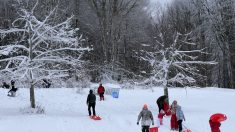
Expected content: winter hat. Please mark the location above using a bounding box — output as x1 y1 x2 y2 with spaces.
173 100 177 104
143 104 148 109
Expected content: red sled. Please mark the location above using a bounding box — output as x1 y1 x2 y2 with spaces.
183 129 192 132
210 113 227 122
90 116 102 120
149 127 158 132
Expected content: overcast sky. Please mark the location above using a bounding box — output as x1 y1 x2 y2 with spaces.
150 0 172 5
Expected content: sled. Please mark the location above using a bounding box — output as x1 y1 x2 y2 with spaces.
149 127 158 132
183 129 192 132
210 113 227 122
90 116 102 120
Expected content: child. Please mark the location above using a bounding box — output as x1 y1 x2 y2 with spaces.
176 105 185 132
170 100 178 130
137 104 154 132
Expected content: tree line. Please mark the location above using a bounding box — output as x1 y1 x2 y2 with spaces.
0 0 234 89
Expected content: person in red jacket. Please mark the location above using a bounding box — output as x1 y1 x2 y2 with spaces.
209 119 221 132
97 83 105 101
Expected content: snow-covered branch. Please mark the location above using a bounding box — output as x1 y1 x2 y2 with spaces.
0 1 90 87
142 31 217 87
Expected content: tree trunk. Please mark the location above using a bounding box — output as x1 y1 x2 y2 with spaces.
28 18 36 108
30 83 36 108
164 86 169 105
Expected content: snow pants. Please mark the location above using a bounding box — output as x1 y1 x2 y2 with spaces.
177 120 183 132
142 126 150 132
99 92 104 101
88 102 96 116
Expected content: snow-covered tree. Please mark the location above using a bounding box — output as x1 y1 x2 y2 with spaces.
0 0 90 108
142 32 217 99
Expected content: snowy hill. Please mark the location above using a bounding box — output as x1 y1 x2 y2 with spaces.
0 85 234 132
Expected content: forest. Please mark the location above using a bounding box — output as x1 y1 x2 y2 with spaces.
0 0 235 89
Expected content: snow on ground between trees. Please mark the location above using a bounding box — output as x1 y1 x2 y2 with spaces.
0 85 234 132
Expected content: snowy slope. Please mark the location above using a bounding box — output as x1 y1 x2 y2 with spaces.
0 85 234 132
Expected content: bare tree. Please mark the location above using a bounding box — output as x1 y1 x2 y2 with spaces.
141 31 216 100
0 0 89 108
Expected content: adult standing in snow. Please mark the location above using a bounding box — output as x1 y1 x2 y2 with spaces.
7 80 18 97
157 95 170 125
170 100 178 131
137 104 154 132
176 105 185 132
87 90 96 116
97 83 105 101
156 95 167 113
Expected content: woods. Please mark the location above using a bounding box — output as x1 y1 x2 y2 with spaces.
1 0 235 90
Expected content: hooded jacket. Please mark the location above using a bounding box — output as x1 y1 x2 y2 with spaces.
137 108 154 126
176 105 185 121
87 90 96 104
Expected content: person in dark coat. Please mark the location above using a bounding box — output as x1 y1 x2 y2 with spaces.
209 119 221 132
157 95 170 125
137 104 154 132
8 80 18 97
2 82 10 89
97 83 105 101
156 95 167 113
87 90 96 116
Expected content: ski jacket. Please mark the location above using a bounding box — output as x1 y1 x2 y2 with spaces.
87 90 96 104
176 105 185 121
97 86 105 94
137 108 154 126
209 120 221 132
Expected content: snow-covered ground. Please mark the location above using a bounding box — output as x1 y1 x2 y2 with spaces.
0 84 234 132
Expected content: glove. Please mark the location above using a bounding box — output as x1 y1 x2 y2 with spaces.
137 122 139 125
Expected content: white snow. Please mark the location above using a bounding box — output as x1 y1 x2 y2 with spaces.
0 85 234 132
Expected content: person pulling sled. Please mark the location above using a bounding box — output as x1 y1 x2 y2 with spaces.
137 104 154 132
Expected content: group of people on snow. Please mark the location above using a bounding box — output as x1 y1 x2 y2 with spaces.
137 95 223 132
137 95 185 132
1 81 224 132
2 79 51 97
2 80 18 97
